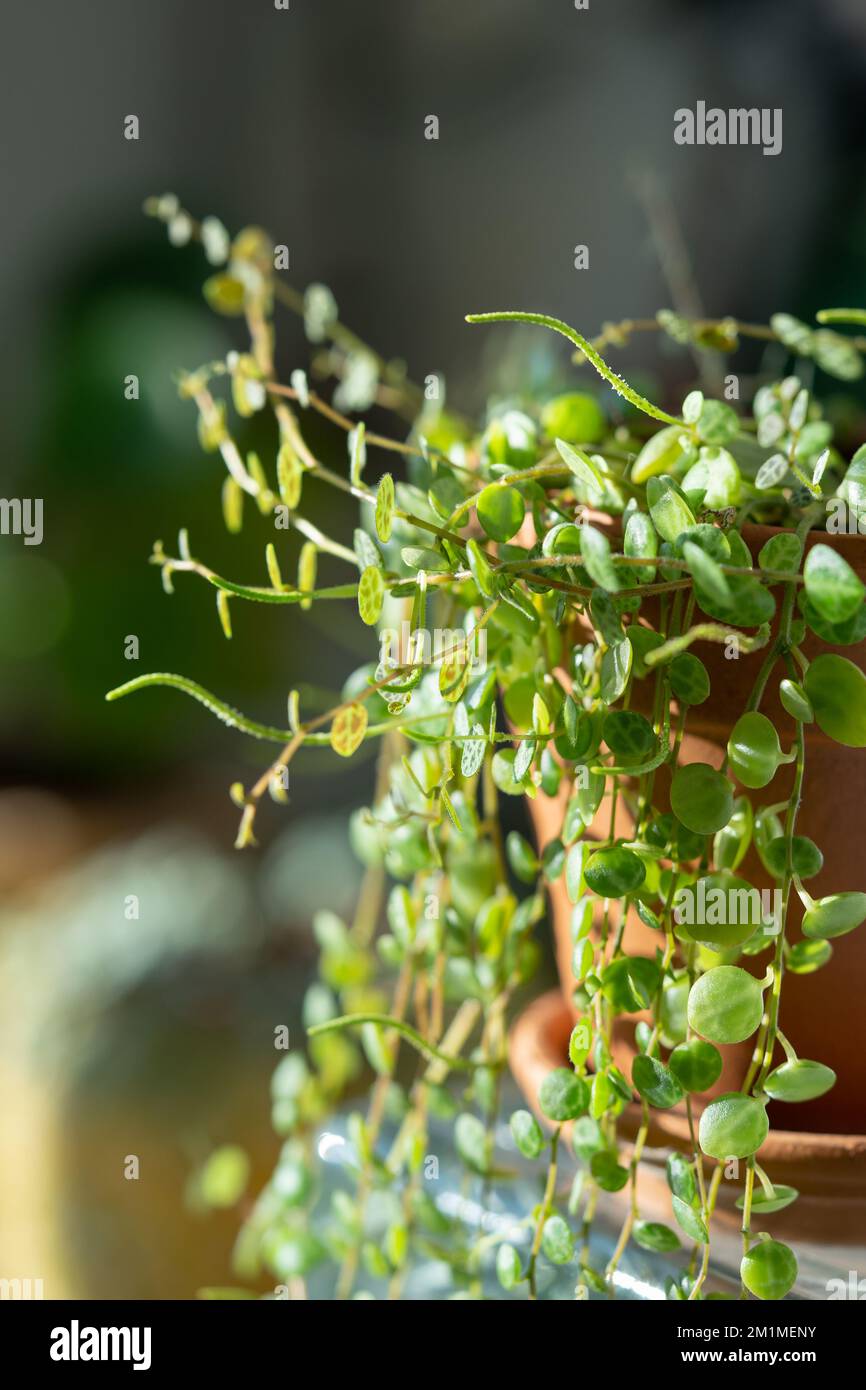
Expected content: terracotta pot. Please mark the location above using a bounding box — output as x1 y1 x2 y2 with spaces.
510 990 866 1244
512 520 866 1239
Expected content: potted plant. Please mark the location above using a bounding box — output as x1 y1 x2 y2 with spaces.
108 196 866 1300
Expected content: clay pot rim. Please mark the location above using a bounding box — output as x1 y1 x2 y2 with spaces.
509 989 866 1161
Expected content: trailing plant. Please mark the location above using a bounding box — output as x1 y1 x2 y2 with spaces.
109 194 866 1301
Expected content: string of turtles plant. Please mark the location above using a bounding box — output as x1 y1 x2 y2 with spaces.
109 195 866 1300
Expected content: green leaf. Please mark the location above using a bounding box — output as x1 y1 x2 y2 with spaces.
506 831 539 884
755 453 789 491
670 763 734 835
633 1221 681 1253
375 473 395 542
623 510 658 583
699 1093 769 1160
197 1145 250 1208
779 678 813 723
672 1195 708 1244
466 538 498 598
758 531 802 575
590 1151 629 1192
454 1113 489 1175
798 591 866 646
787 939 832 973
666 1153 696 1204
735 1183 799 1215
580 524 621 591
542 391 605 443
687 965 764 1044
460 721 487 779
203 273 246 315
476 483 526 542
565 841 587 903
764 1058 836 1102
496 1243 523 1290
222 477 243 534
668 1040 723 1093
357 566 385 625
539 1068 589 1122
802 891 866 940
804 544 865 624
631 1055 684 1110
510 1109 546 1159
277 443 303 509
330 703 368 757
669 652 710 706
696 399 739 446
541 1214 575 1265
804 653 866 747
647 475 696 544
585 846 646 896
683 541 730 605
694 573 775 627
603 710 656 759
600 638 633 703
554 438 605 495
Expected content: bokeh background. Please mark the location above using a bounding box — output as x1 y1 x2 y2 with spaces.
3 0 866 1298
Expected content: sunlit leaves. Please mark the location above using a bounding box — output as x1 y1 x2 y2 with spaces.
646 475 696 543
330 703 368 758
222 476 243 534
375 473 395 542
804 544 865 623
476 483 526 542
357 566 385 626
699 1093 768 1160
203 273 246 315
580 524 621 591
277 443 303 509
539 1068 589 1121
554 438 605 496
298 542 317 610
687 966 764 1044
510 1109 546 1159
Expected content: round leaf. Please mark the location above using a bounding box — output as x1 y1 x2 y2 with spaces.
670 763 734 835
476 483 526 542
632 1055 684 1110
802 891 866 940
699 1092 769 1159
763 1059 836 1103
740 1238 797 1300
669 653 710 706
539 1068 589 1122
584 846 646 896
668 1039 723 1093
357 565 385 625
804 654 866 747
687 965 764 1044
804 543 865 624
510 1109 546 1159
330 703 368 758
